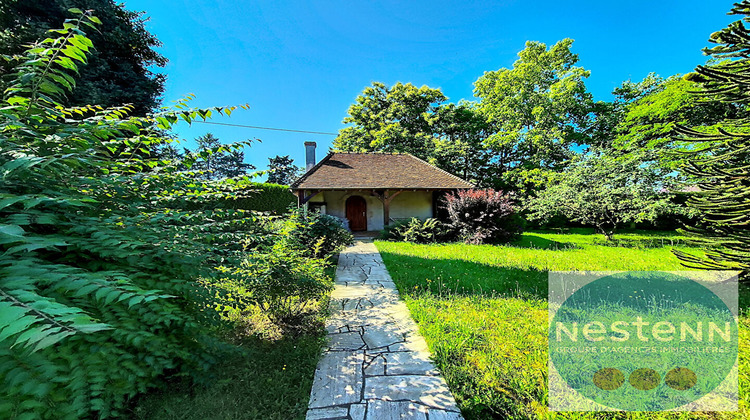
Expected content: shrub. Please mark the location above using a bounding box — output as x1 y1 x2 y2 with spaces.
443 189 522 244
0 14 262 418
277 208 354 258
379 218 454 244
378 219 412 240
182 181 295 215
215 245 333 326
225 182 296 214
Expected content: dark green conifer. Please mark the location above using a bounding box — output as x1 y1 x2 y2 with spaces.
673 1 750 277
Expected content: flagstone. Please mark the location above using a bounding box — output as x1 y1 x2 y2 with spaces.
306 240 463 419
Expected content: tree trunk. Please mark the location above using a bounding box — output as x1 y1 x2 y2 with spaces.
597 224 615 241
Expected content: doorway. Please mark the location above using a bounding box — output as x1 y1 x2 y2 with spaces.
345 195 367 231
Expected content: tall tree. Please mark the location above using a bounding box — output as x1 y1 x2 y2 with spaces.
671 1 750 277
333 82 447 160
607 74 743 176
0 0 166 115
266 155 301 185
474 39 593 192
192 133 254 179
431 102 494 186
586 73 665 150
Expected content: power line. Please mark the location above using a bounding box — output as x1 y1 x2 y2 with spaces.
194 121 337 135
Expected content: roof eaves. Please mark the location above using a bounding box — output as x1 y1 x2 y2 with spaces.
289 152 334 189
404 153 475 188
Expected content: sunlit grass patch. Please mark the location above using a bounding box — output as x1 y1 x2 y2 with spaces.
376 231 747 420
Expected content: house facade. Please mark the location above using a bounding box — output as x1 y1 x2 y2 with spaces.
290 142 474 231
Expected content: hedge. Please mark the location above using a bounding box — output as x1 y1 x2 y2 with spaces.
222 182 296 214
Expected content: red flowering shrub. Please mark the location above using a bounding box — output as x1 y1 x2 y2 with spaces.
443 189 522 244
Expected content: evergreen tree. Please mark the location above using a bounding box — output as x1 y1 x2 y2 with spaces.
673 1 750 277
266 155 301 185
0 0 167 115
192 133 254 179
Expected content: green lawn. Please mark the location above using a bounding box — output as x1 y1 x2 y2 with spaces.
375 229 748 420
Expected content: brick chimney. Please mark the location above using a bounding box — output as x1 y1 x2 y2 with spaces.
304 141 316 172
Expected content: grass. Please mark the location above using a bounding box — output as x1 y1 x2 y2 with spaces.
131 334 325 420
129 266 337 420
375 229 748 420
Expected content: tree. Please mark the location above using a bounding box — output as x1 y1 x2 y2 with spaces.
0 0 167 115
526 152 675 240
431 102 495 186
671 1 750 277
333 82 447 160
0 12 257 417
474 39 594 193
608 74 743 174
586 73 666 150
192 133 254 179
266 155 301 185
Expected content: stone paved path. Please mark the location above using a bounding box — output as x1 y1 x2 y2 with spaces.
306 241 463 420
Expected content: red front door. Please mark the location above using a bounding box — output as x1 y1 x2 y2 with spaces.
345 195 367 231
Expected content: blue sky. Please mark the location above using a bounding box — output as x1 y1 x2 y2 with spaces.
123 0 737 177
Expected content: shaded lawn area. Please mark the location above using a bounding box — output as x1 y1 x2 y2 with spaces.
131 334 325 420
130 265 338 420
375 230 749 420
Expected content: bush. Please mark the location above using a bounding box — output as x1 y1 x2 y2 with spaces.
225 182 296 214
443 189 522 244
228 246 333 325
182 181 296 215
0 15 266 418
379 218 454 244
378 219 412 240
277 208 354 258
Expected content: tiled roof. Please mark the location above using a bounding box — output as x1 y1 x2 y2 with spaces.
291 152 474 190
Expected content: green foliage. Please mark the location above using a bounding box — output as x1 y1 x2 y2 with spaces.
277 208 354 259
671 1 750 277
0 13 262 418
266 155 302 185
378 219 412 241
600 73 743 177
333 82 447 160
379 218 453 244
0 0 167 115
190 133 255 179
527 152 676 240
444 189 522 244
474 39 594 192
216 246 333 325
331 41 598 192
197 181 296 215
431 102 495 186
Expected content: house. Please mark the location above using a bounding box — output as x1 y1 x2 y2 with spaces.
290 142 474 232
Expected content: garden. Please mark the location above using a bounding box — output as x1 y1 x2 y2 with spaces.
1 1 750 420
376 231 750 419
0 10 353 419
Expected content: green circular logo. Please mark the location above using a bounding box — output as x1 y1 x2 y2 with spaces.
549 272 737 411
